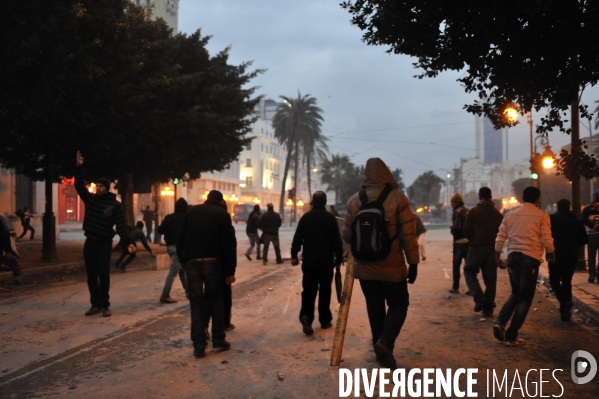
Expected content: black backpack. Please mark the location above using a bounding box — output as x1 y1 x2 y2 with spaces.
350 185 396 261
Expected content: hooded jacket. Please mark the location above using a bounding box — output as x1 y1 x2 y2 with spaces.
341 158 419 282
158 198 188 246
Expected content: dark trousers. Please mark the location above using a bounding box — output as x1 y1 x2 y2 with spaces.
223 282 232 327
496 252 540 341
452 243 469 290
83 239 113 308
0 253 22 277
587 234 599 279
246 233 261 258
263 234 282 263
18 224 35 240
115 249 136 269
359 280 409 350
549 249 577 307
464 245 497 311
144 221 153 240
184 259 225 350
299 264 334 326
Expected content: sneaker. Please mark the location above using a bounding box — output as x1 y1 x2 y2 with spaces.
213 340 231 350
102 308 112 317
193 347 206 358
256 256 262 260
225 323 235 331
276 261 284 264
374 340 397 370
504 338 525 347
560 302 573 322
300 316 314 335
245 254 252 261
448 288 459 294
14 276 24 285
160 296 177 304
117 266 126 273
482 308 494 318
474 301 485 312
321 322 333 329
465 290 473 296
493 323 505 342
85 306 102 316
263 260 267 266
589 277 596 283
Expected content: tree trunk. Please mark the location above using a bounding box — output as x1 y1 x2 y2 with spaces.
153 183 161 244
292 141 300 223
571 98 581 217
119 174 135 226
279 138 294 222
41 157 57 261
306 156 312 200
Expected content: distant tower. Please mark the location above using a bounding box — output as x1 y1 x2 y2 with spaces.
132 0 179 34
475 114 508 164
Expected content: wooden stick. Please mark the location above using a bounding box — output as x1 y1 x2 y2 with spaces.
330 253 355 366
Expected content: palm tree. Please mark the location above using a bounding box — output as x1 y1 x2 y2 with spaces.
272 92 324 222
300 133 329 199
320 154 353 206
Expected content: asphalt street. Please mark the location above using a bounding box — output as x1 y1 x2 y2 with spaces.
1 228 598 398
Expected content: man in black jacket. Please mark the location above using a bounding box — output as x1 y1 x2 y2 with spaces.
550 199 589 320
1 215 23 284
291 192 344 334
158 197 189 303
259 203 283 265
75 151 132 318
245 204 261 261
581 190 599 283
449 193 469 294
114 221 156 272
177 190 236 358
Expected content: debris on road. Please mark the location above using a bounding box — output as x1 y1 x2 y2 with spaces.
277 372 285 381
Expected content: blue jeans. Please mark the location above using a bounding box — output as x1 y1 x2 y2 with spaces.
184 259 225 350
464 245 497 311
496 252 540 341
452 243 469 290
359 280 409 350
246 233 261 258
587 234 599 279
161 245 188 297
262 234 282 263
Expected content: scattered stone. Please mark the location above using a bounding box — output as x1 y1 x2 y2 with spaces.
69 386 77 390
60 277 64 281
480 318 487 322
321 348 331 351
20 313 23 317
39 353 47 357
268 287 273 291
277 372 285 381
121 323 126 327
221 361 228 364
446 296 451 299
2 368 8 373
533 308 538 311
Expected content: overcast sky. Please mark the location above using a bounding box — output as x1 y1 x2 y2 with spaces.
179 1 599 186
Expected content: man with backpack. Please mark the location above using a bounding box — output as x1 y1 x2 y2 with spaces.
342 158 419 370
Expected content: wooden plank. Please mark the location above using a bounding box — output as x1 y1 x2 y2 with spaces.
330 252 355 366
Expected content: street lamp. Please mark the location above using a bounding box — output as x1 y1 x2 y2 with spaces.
252 196 260 204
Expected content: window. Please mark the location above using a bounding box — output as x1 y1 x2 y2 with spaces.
246 143 251 151
246 176 253 187
246 158 252 167
261 144 263 151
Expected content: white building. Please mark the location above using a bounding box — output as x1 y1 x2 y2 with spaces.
133 0 179 34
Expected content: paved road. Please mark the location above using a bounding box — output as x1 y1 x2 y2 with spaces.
1 229 598 398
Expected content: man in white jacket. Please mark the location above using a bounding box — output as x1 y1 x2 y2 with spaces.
493 187 555 346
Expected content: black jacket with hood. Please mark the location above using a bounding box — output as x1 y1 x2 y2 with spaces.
158 198 188 246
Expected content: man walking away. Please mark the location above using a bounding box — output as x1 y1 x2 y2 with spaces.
494 187 555 346
549 199 588 321
157 197 189 303
177 190 236 358
75 151 132 318
141 205 156 241
115 221 156 272
413 212 427 261
581 190 599 283
463 187 503 317
16 207 35 241
245 204 262 261
449 193 469 294
341 158 419 370
1 215 23 284
259 203 283 265
291 191 344 335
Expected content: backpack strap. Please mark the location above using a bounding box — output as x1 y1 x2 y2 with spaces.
375 184 393 204
358 187 369 205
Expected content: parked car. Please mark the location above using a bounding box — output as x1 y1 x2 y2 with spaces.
232 203 257 224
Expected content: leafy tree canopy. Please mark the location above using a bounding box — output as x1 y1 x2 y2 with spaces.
341 0 599 135
408 171 443 207
0 0 261 185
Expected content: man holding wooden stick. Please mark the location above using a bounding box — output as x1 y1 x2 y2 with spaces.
341 157 419 370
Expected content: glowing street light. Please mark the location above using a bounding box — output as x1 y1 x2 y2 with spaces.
161 186 174 196
252 196 260 204
503 106 519 122
296 199 304 207
201 190 209 200
286 199 293 206
229 193 239 202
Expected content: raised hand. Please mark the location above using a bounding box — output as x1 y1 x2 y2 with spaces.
76 151 85 166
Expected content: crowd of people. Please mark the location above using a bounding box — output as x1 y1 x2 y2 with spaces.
3 153 595 370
